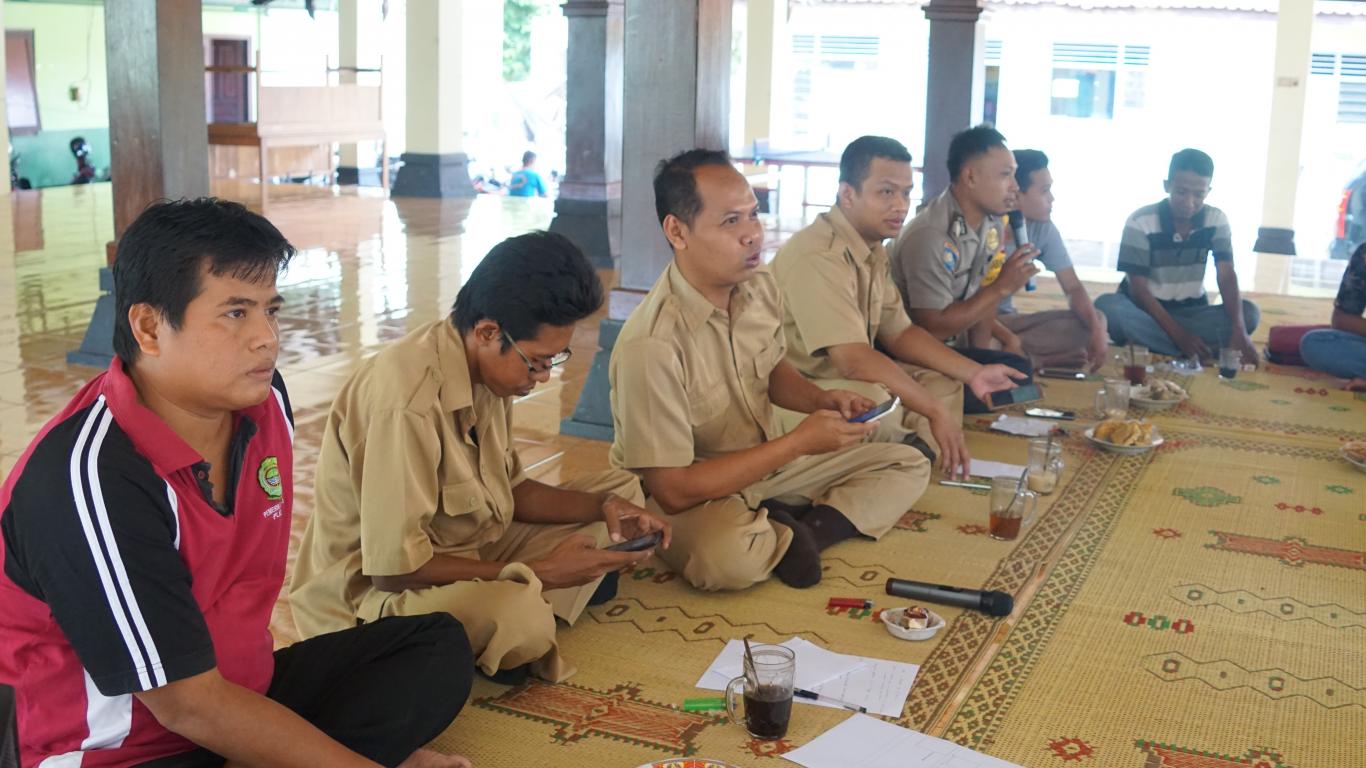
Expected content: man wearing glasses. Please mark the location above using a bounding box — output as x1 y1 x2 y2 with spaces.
290 231 669 684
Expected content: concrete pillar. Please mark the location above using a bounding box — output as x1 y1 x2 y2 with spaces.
548 0 624 269
1252 0 1313 256
336 0 361 184
392 0 502 198
71 0 210 368
921 0 985 201
562 0 732 441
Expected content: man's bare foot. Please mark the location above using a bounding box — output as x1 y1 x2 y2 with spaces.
1343 377 1366 392
397 747 473 768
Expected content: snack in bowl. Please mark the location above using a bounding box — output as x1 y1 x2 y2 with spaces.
1343 440 1366 464
1140 379 1186 401
1094 418 1157 446
881 606 944 641
898 606 930 630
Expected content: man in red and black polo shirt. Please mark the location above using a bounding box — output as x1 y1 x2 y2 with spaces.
0 199 473 768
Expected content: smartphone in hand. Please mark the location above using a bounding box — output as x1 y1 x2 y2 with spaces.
604 531 662 552
849 396 900 423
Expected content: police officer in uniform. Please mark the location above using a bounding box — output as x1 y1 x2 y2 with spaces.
891 125 1037 412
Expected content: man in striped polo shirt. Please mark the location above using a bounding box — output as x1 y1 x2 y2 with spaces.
0 199 473 767
1095 149 1260 364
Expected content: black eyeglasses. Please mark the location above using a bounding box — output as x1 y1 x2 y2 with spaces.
503 331 572 374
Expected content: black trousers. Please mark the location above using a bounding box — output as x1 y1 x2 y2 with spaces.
138 613 473 768
956 347 1034 414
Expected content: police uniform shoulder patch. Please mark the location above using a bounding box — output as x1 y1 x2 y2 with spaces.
942 240 960 272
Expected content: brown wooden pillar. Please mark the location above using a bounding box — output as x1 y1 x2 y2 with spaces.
70 0 210 368
548 0 624 269
562 0 732 440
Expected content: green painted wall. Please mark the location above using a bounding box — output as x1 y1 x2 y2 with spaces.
5 3 107 131
4 3 337 187
6 3 106 187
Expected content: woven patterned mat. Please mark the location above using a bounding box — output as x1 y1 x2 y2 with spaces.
274 289 1366 767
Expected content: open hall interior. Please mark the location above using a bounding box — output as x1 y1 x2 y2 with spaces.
1 1 1364 767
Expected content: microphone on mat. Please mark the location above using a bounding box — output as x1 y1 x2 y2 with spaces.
1006 210 1037 292
885 578 1015 617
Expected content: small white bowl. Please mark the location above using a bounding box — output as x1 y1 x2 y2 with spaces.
880 606 945 641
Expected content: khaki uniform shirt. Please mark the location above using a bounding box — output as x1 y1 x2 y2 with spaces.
290 318 527 630
772 205 914 380
891 189 1005 344
610 264 786 470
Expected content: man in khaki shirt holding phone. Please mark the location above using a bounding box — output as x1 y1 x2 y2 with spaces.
772 136 1026 479
608 150 928 591
291 233 669 683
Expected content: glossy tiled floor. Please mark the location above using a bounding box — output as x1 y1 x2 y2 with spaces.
0 183 598 483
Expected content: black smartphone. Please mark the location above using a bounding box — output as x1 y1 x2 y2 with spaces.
605 531 662 552
849 396 900 423
986 382 1044 410
1037 368 1086 380
1025 406 1076 420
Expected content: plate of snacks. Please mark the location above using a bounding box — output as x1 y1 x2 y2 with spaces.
1131 379 1187 410
636 754 743 759
880 605 944 641
638 761 742 768
1342 440 1366 473
1085 419 1163 455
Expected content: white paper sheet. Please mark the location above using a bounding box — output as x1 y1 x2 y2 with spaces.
802 655 919 718
989 415 1057 437
968 458 1026 480
783 714 1023 768
694 637 867 692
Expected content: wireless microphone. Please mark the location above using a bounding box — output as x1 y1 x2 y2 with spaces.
885 578 1014 617
1006 210 1037 292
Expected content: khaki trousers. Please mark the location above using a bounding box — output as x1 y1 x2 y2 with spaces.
650 442 928 592
356 469 643 682
775 364 964 457
1000 309 1096 364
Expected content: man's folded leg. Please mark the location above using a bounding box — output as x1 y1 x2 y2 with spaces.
999 309 1093 366
753 441 930 542
646 495 795 592
364 563 569 682
136 614 474 768
265 614 473 766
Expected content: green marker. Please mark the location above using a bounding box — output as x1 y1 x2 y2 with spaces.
683 697 726 712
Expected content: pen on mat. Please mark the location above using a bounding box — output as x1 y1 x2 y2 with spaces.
939 479 991 490
794 688 867 714
827 597 873 609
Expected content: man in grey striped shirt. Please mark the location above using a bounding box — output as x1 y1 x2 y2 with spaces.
1095 149 1260 365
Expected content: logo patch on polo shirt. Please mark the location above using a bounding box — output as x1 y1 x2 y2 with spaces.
942 240 960 272
257 456 282 500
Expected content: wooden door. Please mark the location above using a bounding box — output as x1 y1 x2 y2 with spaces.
209 38 249 123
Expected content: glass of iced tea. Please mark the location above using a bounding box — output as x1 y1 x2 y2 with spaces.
1124 345 1150 386
989 475 1038 541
